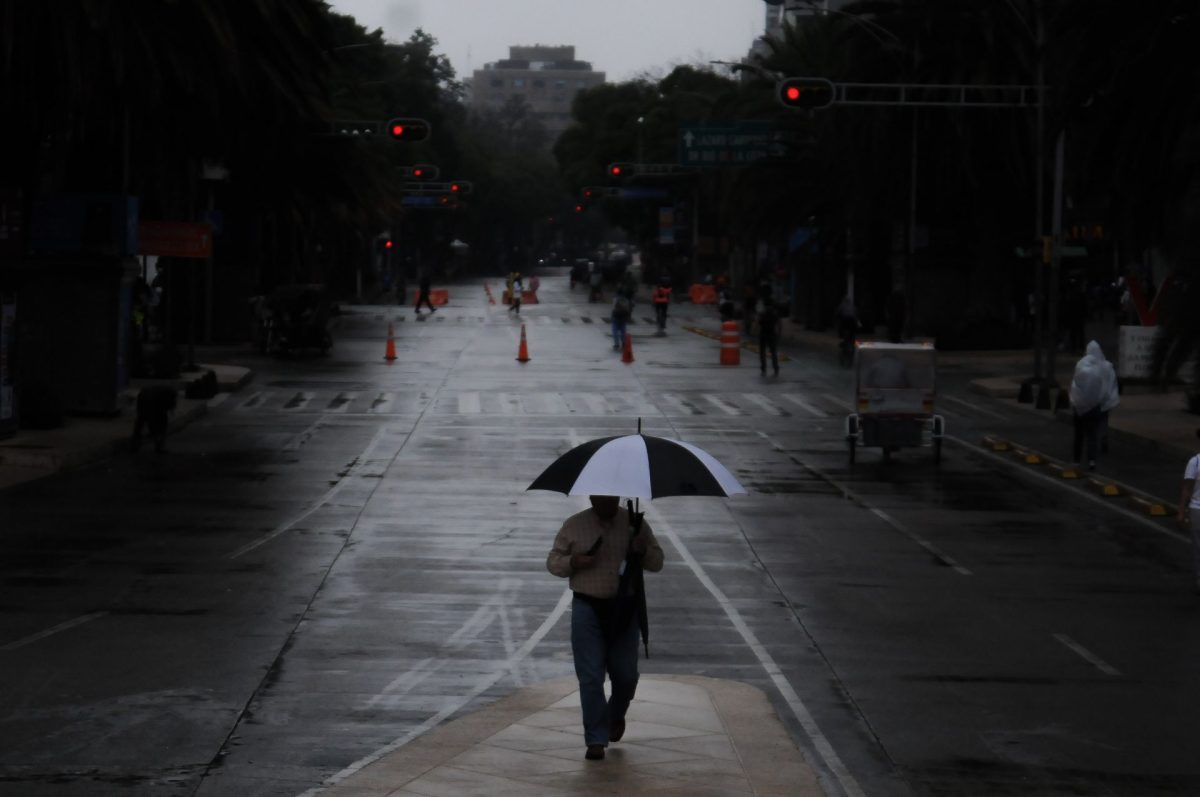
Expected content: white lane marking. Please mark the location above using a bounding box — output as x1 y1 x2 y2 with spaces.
281 391 314 411
951 436 1191 545
782 393 828 418
206 393 231 409
302 587 574 796
365 583 520 709
326 392 358 413
943 393 1005 421
647 509 866 797
581 394 608 415
756 432 972 576
1 612 107 652
743 393 785 416
869 508 973 576
236 391 271 411
1053 633 1122 677
497 393 521 415
368 392 396 414
703 395 742 416
457 392 482 414
660 393 694 415
822 392 853 411
282 418 324 452
227 425 392 559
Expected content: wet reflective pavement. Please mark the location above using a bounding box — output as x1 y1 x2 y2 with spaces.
1 272 1199 795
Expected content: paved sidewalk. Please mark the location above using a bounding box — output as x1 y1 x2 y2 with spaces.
0 362 251 489
314 676 821 797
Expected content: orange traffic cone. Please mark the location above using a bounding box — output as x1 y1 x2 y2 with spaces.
516 323 531 363
384 322 397 362
621 332 635 364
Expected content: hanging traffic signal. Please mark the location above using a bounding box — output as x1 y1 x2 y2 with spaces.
777 78 835 110
407 164 440 180
384 240 393 250
387 118 431 141
608 162 634 178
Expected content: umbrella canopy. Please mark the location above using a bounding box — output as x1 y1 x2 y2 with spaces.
527 434 745 499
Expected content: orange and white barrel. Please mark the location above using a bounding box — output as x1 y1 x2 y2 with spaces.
719 321 740 365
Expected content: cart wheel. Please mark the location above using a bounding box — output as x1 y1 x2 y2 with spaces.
933 438 942 465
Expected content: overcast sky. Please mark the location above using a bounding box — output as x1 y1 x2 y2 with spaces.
326 0 766 82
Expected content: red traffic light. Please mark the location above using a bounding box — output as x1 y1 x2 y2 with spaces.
387 117 431 141
409 164 439 180
777 77 835 110
447 181 473 195
384 240 393 249
574 204 585 213
608 162 634 178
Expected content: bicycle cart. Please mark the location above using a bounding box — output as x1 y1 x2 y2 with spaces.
845 341 945 464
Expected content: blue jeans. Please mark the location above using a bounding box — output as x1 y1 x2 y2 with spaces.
571 596 640 746
612 317 628 349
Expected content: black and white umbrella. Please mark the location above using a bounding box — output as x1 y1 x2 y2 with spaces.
527 433 745 499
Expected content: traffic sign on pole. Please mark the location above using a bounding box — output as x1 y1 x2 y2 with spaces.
678 122 784 166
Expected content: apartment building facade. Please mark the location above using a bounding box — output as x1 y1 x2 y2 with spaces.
468 46 605 142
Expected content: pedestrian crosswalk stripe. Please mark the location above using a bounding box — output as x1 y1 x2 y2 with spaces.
660 393 695 415
369 392 396 413
282 391 314 411
704 395 743 415
822 392 853 412
237 391 270 411
743 393 787 416
782 394 828 418
225 389 831 417
326 392 358 413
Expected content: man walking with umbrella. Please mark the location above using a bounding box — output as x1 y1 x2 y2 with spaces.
546 495 664 761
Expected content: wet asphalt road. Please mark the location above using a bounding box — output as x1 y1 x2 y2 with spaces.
1 270 1198 796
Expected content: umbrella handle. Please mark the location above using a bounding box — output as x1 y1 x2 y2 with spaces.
626 499 644 534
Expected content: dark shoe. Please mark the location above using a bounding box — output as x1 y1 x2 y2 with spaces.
610 718 625 742
585 744 605 760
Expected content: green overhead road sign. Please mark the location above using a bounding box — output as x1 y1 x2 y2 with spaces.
678 121 784 167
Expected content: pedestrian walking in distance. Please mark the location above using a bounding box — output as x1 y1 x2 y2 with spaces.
1068 340 1119 470
611 291 632 350
414 271 436 314
130 384 176 454
509 273 523 315
1177 433 1200 595
546 495 665 760
652 275 671 335
757 283 780 375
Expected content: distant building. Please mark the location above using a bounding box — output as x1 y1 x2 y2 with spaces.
748 0 851 65
468 46 605 142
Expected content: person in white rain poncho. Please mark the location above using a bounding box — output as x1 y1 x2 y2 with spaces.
1068 340 1120 470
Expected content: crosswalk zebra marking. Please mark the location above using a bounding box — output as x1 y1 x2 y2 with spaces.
326 392 358 413
782 394 828 418
369 392 396 413
237 391 271 411
282 391 314 411
704 395 743 416
458 393 482 414
743 393 787 416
